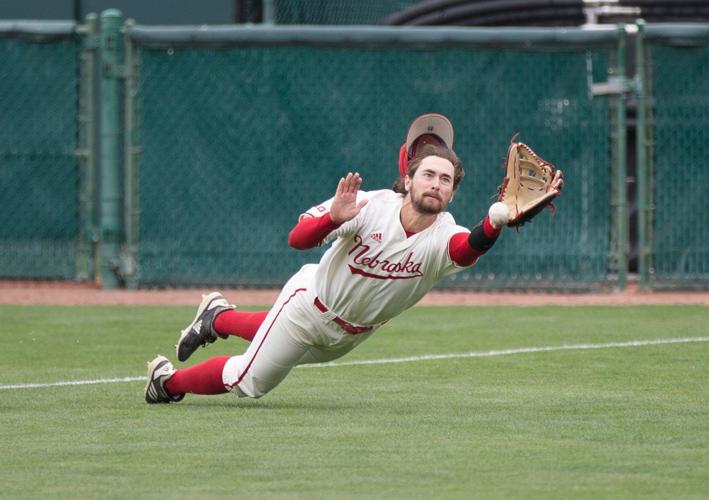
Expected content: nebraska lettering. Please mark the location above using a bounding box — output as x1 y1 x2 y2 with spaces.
348 234 423 279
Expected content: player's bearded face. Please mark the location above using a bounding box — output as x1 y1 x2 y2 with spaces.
407 156 455 215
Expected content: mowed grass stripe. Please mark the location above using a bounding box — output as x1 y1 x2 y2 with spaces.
2 335 707 390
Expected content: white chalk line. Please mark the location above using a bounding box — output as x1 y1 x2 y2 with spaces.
1 336 708 391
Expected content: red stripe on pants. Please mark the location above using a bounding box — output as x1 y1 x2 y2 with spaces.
232 288 306 388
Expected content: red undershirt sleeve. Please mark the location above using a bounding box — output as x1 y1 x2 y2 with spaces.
288 212 342 250
448 215 502 267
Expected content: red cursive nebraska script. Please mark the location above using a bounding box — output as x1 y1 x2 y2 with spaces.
347 234 423 280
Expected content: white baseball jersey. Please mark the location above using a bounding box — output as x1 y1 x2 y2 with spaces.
222 188 473 399
303 189 470 326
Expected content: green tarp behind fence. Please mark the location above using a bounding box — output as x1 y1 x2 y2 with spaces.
131 30 616 289
3 19 709 291
639 24 709 290
0 32 79 279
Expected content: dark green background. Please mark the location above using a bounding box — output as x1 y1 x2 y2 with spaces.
135 44 611 288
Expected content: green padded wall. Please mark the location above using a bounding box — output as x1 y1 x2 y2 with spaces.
650 44 709 288
134 43 612 289
0 37 79 279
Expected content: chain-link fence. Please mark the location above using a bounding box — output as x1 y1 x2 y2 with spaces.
17 17 700 291
637 23 709 290
125 26 623 290
0 22 81 279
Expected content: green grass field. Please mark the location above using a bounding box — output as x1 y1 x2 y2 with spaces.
1 304 708 499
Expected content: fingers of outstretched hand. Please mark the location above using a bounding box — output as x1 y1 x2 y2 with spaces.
336 176 346 196
331 172 365 224
551 169 564 193
341 172 362 194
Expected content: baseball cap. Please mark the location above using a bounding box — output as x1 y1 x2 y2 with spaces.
405 113 454 153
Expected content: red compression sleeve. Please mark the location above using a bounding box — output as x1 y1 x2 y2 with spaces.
165 356 230 395
288 212 342 250
448 215 502 267
213 309 268 342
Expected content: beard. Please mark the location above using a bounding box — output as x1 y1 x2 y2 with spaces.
410 187 448 215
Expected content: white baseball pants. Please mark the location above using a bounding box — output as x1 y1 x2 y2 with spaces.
222 264 374 398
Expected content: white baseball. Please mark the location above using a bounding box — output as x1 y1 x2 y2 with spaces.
488 202 510 228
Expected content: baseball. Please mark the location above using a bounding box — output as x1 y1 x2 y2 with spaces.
488 202 510 228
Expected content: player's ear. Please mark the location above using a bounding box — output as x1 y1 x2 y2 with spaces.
404 174 412 193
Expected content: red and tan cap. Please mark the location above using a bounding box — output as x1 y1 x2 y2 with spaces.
405 113 454 153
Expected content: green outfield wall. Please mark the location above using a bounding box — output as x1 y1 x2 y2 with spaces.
636 23 709 290
1 16 706 291
125 25 621 290
0 22 80 279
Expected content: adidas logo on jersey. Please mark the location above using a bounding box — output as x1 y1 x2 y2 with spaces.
369 232 383 243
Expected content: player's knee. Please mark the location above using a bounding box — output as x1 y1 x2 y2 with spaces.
222 355 291 399
224 370 282 399
232 376 277 399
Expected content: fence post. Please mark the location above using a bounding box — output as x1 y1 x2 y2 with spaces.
123 18 140 289
263 0 276 24
76 13 99 282
611 24 628 290
635 20 651 290
99 9 124 289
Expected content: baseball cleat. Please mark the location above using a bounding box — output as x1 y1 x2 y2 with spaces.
176 291 235 362
144 355 184 404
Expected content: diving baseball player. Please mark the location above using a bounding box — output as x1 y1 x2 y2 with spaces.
144 113 564 403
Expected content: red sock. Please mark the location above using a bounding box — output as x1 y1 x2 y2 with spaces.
165 356 230 395
214 309 268 342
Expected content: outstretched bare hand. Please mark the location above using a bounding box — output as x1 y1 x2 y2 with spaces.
329 172 368 224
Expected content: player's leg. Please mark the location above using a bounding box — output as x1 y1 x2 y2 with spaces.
146 305 308 403
222 282 380 397
145 324 367 404
148 267 317 403
293 331 373 365
145 354 230 403
176 292 269 362
223 286 313 398
214 309 268 341
146 308 309 404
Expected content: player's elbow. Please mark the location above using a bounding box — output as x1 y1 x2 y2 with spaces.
287 231 303 250
288 229 309 250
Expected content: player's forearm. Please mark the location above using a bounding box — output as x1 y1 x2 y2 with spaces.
448 215 502 266
288 212 342 250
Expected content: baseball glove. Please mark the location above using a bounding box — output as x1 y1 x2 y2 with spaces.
497 135 561 227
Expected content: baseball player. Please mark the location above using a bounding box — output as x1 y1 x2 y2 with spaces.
144 113 563 404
